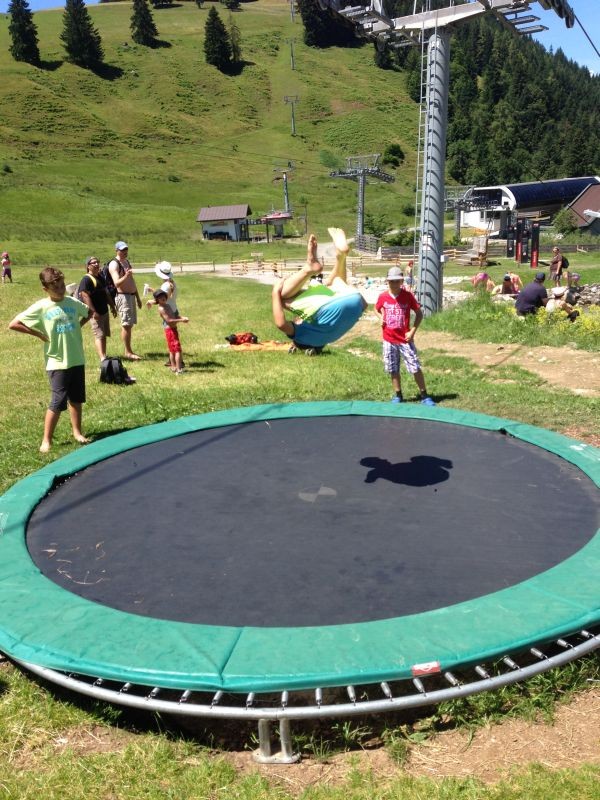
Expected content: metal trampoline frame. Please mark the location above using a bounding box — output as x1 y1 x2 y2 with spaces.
0 402 598 760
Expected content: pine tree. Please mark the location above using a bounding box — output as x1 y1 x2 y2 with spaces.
8 0 40 65
228 14 242 66
131 0 158 47
204 6 231 72
60 0 104 69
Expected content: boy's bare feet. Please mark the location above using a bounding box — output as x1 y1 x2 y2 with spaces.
73 434 90 444
39 441 51 453
328 227 349 254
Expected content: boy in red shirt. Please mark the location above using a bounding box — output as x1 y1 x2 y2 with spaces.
374 267 435 405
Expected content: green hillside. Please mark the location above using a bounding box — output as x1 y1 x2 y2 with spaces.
0 0 420 264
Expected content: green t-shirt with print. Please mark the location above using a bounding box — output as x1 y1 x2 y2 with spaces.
17 297 89 371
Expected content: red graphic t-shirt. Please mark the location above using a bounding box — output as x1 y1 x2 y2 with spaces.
375 289 420 344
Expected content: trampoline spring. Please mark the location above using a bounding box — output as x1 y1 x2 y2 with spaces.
315 688 323 706
444 671 459 687
246 692 255 708
475 665 490 679
211 690 223 707
380 681 393 699
93 677 104 687
179 690 192 704
281 691 289 708
557 638 574 650
148 687 160 699
530 647 547 660
412 677 426 694
346 685 357 704
120 682 132 694
581 630 593 639
502 656 519 671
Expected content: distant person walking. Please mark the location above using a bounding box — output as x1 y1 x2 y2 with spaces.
549 246 565 287
8 268 91 453
1 252 12 284
109 241 142 361
78 256 117 361
515 272 548 316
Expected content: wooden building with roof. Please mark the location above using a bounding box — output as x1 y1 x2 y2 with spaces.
197 204 252 242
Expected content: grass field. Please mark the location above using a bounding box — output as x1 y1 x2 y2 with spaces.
0 1 599 793
0 0 422 265
0 266 598 798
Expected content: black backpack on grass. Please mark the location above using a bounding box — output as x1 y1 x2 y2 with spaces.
100 357 130 385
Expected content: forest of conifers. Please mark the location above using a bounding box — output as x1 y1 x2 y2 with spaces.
300 0 600 185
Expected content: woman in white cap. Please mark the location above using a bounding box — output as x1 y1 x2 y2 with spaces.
146 262 184 366
146 261 178 315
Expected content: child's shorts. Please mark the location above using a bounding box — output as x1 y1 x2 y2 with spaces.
47 365 86 411
164 326 182 354
383 341 421 375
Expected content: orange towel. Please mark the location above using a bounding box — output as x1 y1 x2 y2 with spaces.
228 341 290 351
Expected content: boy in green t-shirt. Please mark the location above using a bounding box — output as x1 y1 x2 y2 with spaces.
9 267 91 453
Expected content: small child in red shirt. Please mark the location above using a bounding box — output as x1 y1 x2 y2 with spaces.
153 289 189 374
374 267 435 405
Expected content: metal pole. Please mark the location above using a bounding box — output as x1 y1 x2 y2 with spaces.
357 171 366 238
283 171 290 212
290 102 296 136
417 30 450 316
289 38 295 70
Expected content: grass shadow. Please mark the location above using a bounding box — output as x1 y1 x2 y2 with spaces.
90 62 124 81
187 359 225 372
147 39 173 49
39 59 63 72
225 59 255 76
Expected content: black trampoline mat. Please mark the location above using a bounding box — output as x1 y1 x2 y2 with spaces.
27 416 599 627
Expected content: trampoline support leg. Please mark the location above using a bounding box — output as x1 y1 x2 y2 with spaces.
253 718 300 764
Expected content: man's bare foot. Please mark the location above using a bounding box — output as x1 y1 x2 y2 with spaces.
124 353 142 361
328 227 349 254
306 234 322 273
73 434 90 444
39 441 51 454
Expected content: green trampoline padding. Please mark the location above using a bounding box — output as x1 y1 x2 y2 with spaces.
0 401 598 692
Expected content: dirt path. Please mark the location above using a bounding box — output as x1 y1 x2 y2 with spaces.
344 317 600 399
416 330 600 398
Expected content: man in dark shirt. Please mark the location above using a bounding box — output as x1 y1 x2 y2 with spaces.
78 256 117 360
515 272 548 316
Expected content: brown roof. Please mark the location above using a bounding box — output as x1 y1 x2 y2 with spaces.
568 184 600 227
197 204 251 222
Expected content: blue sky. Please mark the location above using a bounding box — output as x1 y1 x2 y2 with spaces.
0 0 598 74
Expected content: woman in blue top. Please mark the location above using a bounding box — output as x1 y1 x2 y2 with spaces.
271 229 367 355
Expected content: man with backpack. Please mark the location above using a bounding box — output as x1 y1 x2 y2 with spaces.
78 256 117 361
108 241 143 361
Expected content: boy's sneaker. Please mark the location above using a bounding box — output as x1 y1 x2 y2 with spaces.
420 396 436 406
391 396 403 404
288 344 298 355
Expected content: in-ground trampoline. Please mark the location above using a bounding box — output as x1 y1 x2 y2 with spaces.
0 402 598 760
